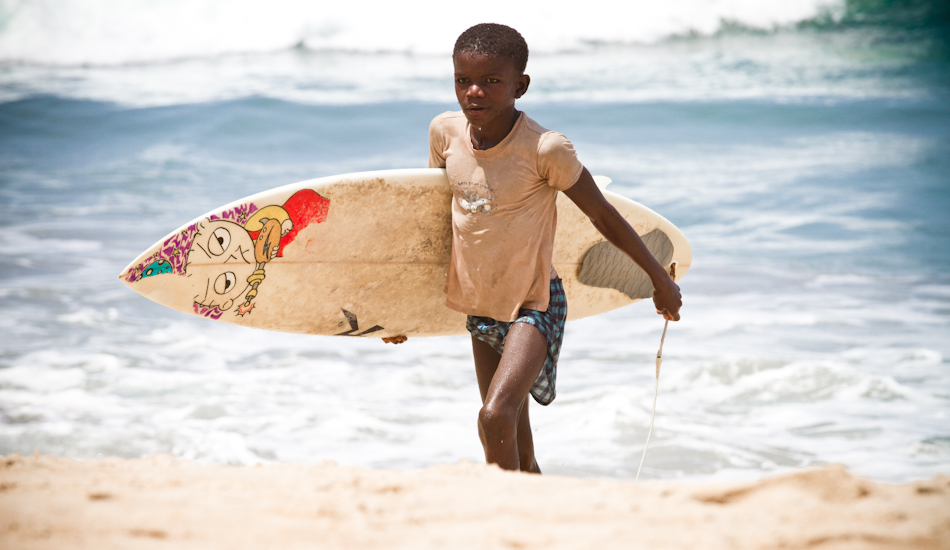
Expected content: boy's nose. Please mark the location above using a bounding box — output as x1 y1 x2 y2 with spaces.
466 84 484 97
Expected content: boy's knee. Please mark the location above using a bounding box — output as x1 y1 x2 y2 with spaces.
478 400 518 435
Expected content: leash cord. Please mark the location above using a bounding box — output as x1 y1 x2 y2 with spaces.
635 262 675 483
635 318 668 482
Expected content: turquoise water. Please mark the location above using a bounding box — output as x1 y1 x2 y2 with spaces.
0 1 948 481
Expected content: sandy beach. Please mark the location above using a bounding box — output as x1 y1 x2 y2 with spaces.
1 454 947 550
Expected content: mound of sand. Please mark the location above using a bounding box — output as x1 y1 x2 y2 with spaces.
1 454 947 549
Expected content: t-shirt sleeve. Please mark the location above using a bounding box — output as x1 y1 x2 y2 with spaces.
428 116 447 169
537 132 584 191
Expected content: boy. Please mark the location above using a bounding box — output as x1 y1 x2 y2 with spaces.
388 23 682 474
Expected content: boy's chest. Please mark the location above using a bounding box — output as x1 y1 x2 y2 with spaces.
444 152 552 216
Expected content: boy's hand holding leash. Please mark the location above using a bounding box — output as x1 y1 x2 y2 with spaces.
652 272 682 322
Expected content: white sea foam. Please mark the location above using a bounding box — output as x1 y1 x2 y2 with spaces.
56 307 119 326
0 30 925 107
2 264 947 480
3 0 917 107
0 365 86 392
0 233 102 256
0 0 841 65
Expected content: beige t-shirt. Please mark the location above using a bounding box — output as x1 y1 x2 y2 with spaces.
428 111 584 321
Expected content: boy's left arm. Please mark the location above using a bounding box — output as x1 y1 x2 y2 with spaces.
563 167 683 321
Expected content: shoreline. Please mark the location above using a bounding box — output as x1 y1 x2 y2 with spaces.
1 455 948 549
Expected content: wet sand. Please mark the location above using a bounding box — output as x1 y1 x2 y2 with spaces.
1 454 947 549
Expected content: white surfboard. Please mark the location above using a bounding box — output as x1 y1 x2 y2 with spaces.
119 169 691 337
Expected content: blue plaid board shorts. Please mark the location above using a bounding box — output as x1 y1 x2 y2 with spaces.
465 278 567 406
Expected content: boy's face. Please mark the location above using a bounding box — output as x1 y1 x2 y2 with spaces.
453 52 529 129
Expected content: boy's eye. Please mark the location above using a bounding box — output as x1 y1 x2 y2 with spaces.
486 78 500 84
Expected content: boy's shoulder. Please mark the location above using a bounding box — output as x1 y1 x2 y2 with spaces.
430 110 465 127
434 110 464 120
520 114 576 159
520 113 552 138
520 114 575 158
428 111 465 140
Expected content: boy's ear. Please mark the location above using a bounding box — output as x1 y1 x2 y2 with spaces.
515 74 530 99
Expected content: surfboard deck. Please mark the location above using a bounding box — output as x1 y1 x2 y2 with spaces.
119 168 691 337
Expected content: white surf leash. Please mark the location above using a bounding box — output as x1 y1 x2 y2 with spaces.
635 263 675 483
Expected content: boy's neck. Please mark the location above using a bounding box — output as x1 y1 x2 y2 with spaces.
469 109 521 151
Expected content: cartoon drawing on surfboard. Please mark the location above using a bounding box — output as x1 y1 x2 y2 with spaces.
123 189 330 319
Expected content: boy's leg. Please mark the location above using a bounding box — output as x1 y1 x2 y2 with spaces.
516 395 541 473
472 336 542 473
472 323 546 471
472 335 502 403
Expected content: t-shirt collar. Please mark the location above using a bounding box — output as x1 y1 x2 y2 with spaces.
466 112 525 158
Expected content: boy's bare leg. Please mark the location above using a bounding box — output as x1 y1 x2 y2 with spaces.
471 323 546 472
516 395 541 473
472 335 502 402
473 337 541 472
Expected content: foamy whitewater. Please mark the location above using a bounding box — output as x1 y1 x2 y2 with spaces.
0 0 948 482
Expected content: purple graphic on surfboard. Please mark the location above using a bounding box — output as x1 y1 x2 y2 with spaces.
124 190 330 318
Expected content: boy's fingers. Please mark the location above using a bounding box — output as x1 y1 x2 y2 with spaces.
658 309 681 322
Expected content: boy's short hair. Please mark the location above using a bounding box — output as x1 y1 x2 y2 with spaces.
453 23 529 74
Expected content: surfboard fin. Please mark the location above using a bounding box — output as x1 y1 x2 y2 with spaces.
577 229 673 300
336 309 384 336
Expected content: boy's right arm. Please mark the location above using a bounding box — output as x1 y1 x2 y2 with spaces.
563 168 682 321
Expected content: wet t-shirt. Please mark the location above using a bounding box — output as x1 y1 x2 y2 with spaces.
428 111 584 322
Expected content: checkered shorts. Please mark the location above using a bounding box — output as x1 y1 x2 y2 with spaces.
465 278 567 406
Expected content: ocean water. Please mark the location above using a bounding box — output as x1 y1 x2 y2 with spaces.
1 0 948 482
